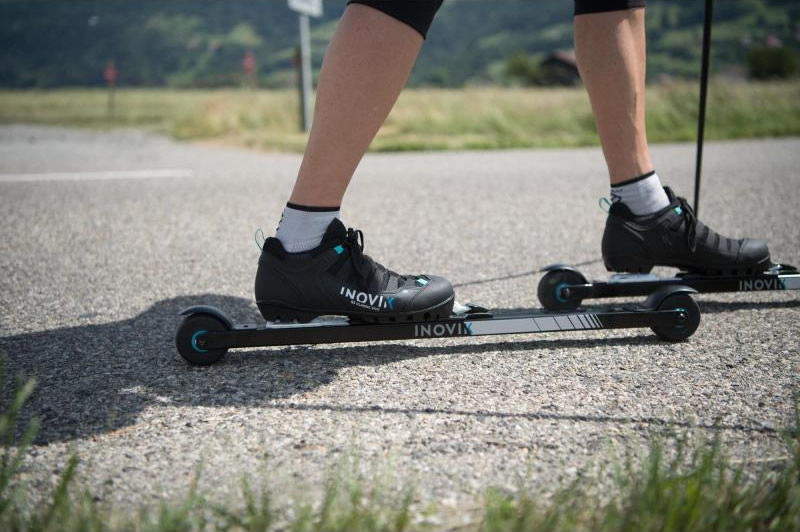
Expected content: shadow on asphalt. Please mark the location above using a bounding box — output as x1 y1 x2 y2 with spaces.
255 402 782 436
1 292 793 445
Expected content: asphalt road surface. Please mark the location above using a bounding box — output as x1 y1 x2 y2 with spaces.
1 125 798 517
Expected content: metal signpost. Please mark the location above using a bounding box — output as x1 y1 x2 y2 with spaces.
287 0 323 132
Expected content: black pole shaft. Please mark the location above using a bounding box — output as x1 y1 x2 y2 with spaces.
694 0 714 217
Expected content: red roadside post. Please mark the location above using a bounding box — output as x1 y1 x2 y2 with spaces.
104 61 117 119
242 51 256 88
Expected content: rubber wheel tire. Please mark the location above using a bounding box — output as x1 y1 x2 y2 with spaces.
537 269 587 311
650 293 701 342
176 313 229 366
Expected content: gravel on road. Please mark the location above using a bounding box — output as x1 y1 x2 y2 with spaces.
1 125 798 514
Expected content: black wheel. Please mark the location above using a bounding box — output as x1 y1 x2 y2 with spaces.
176 313 229 366
537 268 587 311
650 292 701 342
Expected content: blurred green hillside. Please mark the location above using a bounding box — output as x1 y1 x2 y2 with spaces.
1 0 798 88
3 82 798 151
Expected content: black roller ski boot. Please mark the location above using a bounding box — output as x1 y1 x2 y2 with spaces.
602 187 770 275
255 219 455 323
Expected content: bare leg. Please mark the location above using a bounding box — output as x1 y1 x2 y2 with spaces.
574 8 652 185
578 8 771 274
288 4 424 207
257 5 455 323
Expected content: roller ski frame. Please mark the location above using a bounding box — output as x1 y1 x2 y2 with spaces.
537 263 800 312
176 285 701 366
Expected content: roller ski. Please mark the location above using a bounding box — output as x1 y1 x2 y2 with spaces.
538 263 799 311
176 286 700 366
176 219 701 366
538 188 798 311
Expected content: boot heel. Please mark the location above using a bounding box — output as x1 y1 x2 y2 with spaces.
603 255 654 274
257 303 320 323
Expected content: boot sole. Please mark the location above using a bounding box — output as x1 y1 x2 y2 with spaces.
257 296 456 324
604 254 773 276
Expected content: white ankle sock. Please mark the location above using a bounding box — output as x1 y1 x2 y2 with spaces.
610 171 670 216
275 203 340 253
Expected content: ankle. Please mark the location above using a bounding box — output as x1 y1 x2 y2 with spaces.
275 203 340 253
610 171 670 216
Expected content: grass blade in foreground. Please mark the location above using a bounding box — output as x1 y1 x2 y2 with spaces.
2 371 799 531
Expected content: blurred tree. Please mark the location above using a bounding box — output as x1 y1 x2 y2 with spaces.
505 52 541 86
747 46 797 79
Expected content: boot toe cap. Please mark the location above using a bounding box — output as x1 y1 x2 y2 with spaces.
412 275 455 311
739 238 770 265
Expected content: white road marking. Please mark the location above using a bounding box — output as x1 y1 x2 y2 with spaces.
0 169 194 183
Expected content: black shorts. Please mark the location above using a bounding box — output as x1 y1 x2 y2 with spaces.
574 0 646 15
347 1 647 39
346 0 444 39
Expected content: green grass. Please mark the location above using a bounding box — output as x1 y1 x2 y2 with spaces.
0 81 798 152
482 430 800 532
2 375 799 531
